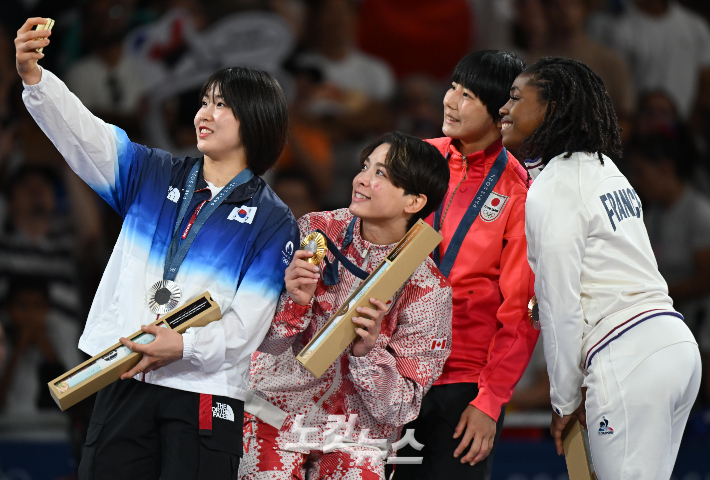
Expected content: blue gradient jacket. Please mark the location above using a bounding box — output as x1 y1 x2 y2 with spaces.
23 69 299 400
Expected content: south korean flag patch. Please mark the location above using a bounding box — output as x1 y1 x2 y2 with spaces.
228 205 257 224
480 192 508 222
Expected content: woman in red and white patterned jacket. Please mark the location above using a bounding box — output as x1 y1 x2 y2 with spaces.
239 132 453 480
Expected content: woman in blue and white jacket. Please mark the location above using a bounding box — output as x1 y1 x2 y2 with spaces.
16 18 299 479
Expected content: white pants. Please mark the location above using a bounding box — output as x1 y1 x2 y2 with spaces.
583 314 701 480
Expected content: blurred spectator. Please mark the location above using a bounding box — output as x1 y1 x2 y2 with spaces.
598 0 710 121
635 90 680 136
471 0 517 52
0 276 81 415
64 0 146 140
0 25 22 187
272 63 333 191
0 25 19 131
0 322 5 373
628 131 710 311
270 0 308 47
394 75 446 141
296 0 395 137
293 0 397 208
512 0 549 55
679 0 710 22
271 120 331 188
0 167 89 327
634 90 710 192
357 0 472 79
628 131 710 405
528 0 635 122
2 88 107 297
270 169 320 220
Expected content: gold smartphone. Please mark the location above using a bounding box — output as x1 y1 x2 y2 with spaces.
34 18 55 53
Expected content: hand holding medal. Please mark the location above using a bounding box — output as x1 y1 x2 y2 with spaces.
285 233 326 306
302 232 327 265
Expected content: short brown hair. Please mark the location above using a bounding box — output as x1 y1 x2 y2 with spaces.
359 132 449 229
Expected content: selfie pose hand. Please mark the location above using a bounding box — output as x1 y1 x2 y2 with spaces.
15 17 50 85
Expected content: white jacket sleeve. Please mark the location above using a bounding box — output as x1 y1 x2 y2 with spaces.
526 161 589 416
22 68 120 193
22 67 157 219
181 216 298 373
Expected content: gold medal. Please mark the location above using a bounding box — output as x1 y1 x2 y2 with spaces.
528 295 540 330
147 280 182 314
301 232 327 265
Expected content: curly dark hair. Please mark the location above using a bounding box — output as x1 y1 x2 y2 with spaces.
519 57 622 165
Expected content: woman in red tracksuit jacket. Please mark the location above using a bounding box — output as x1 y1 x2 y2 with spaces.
394 50 539 480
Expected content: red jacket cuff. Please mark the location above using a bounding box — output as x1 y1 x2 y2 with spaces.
283 297 311 326
470 386 504 422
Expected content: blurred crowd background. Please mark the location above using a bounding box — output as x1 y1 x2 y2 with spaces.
1 0 710 478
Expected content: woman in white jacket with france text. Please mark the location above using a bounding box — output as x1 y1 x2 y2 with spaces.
499 56 700 480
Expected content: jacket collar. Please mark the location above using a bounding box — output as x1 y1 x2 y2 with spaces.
447 138 504 178
189 157 260 204
342 213 399 264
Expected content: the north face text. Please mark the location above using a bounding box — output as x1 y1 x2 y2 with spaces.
213 402 234 422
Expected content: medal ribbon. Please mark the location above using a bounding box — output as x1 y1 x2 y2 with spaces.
164 161 254 281
317 217 368 285
433 147 508 277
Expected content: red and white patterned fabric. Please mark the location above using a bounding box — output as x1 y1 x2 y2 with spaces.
243 209 453 469
241 412 385 479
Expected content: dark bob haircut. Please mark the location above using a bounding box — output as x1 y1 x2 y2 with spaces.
451 50 526 121
359 132 449 229
199 67 289 176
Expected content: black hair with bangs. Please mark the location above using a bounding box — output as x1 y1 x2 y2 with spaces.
451 50 526 121
198 67 289 176
358 132 449 229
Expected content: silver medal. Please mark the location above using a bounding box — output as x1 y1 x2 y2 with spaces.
147 280 182 314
